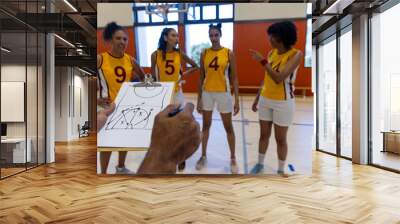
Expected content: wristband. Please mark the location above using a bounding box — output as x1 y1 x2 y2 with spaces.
260 59 268 66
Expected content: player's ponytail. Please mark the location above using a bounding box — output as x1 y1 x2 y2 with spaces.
157 28 178 60
103 22 123 41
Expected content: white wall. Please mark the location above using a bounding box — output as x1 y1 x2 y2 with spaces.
55 67 89 141
352 14 369 164
1 65 26 82
97 3 134 28
234 3 307 21
46 31 55 163
1 64 46 163
55 66 69 141
1 82 25 122
71 73 89 138
1 65 37 138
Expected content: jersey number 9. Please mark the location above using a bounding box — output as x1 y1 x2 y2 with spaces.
114 66 126 83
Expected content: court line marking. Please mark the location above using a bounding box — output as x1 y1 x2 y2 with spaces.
239 96 249 174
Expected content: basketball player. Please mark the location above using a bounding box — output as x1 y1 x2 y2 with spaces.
196 23 240 174
151 27 199 171
151 27 198 106
249 21 302 175
98 22 146 174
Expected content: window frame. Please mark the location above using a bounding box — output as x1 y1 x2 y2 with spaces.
132 3 234 26
315 23 353 161
132 3 235 67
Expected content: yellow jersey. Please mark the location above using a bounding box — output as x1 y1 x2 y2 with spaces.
98 52 134 102
261 48 300 101
155 50 182 93
203 47 230 92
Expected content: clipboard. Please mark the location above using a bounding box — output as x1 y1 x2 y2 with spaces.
97 75 175 152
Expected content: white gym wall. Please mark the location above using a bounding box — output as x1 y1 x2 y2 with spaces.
97 3 134 28
234 3 307 21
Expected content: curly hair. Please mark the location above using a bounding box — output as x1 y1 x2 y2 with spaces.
267 21 297 49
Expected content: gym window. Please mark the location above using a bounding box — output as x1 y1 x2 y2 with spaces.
184 3 234 66
184 3 234 23
185 23 233 66
132 3 234 67
135 25 178 67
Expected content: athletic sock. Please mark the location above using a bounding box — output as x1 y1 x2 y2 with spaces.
258 153 265 165
278 160 285 172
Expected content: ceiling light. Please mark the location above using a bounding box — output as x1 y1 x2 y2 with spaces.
323 0 342 14
54 34 75 48
63 0 78 12
322 0 354 15
78 68 92 76
1 47 11 53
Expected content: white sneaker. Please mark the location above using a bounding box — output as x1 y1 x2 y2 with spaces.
115 166 135 175
195 156 207 170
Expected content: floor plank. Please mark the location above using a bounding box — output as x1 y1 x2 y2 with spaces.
1 135 400 223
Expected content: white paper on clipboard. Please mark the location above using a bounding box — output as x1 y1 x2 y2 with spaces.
97 82 174 148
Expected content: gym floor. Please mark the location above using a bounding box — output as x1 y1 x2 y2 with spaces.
97 94 314 175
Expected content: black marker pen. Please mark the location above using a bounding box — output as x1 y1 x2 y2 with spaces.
168 108 183 117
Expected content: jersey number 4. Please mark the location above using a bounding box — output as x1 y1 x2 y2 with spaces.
209 56 219 71
114 66 127 83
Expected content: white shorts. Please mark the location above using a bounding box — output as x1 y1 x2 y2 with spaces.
173 90 185 108
202 91 232 113
258 96 295 127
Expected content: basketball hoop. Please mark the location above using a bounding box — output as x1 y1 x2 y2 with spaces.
145 3 189 23
156 4 170 22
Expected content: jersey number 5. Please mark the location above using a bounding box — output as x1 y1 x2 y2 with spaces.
114 66 126 83
165 60 175 75
209 56 219 71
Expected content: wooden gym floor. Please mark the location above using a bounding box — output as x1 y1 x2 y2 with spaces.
1 134 400 223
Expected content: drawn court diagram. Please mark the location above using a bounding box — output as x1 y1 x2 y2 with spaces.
105 102 154 130
97 82 174 148
105 86 166 130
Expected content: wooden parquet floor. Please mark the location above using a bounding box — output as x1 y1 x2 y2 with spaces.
1 135 400 224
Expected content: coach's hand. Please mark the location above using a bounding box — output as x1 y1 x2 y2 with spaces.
137 103 201 174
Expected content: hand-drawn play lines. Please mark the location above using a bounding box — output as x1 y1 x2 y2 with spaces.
103 84 172 131
105 102 154 130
